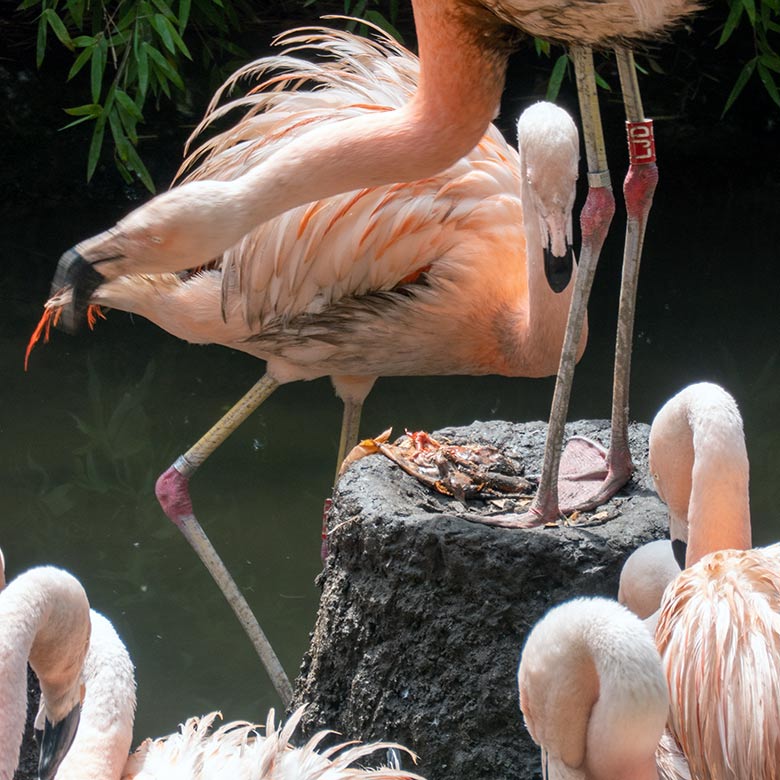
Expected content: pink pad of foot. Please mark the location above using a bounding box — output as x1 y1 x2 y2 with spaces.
557 436 609 511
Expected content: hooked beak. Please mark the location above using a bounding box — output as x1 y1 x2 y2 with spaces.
543 241 574 293
38 703 81 780
671 539 688 570
50 248 106 334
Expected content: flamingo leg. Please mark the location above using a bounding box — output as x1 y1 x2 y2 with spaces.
476 45 615 528
554 48 659 512
155 372 293 706
335 397 364 483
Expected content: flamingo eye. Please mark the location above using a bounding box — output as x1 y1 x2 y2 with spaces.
150 235 163 245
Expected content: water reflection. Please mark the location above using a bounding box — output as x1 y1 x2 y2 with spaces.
2 117 779 745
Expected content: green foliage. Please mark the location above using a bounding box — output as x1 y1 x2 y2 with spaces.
303 0 404 41
718 0 780 113
20 0 250 191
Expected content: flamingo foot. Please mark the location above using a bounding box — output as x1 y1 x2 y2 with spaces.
472 507 557 529
558 435 633 513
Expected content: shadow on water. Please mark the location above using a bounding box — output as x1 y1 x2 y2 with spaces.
1 35 779 745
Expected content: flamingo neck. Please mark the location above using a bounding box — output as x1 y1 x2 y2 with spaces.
684 393 751 565
228 1 512 249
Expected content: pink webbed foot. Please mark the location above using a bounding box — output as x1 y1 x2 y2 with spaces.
557 436 633 513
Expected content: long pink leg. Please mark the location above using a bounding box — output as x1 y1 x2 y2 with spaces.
556 48 659 512
155 373 294 705
477 45 615 528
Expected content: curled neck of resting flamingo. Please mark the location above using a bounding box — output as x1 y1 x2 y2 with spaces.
40 610 136 780
648 382 751 567
518 597 669 780
76 3 512 278
0 567 91 780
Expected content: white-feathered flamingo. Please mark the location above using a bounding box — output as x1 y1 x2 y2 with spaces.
26 586 423 780
618 538 681 622
517 596 690 780
644 382 780 779
50 0 699 527
32 33 584 702
0 566 91 780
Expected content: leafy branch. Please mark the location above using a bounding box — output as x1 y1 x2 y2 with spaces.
718 0 780 113
20 0 250 191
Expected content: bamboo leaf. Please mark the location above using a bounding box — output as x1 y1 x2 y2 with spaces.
115 88 144 121
760 52 780 73
722 57 757 114
742 0 757 25
90 37 106 103
124 143 156 192
546 53 569 101
757 61 780 106
36 18 48 68
138 45 150 96
42 8 74 50
87 113 107 180
71 35 96 47
595 72 612 91
67 44 92 80
718 0 744 46
151 13 176 54
144 42 184 89
365 10 403 42
178 0 191 31
63 102 102 116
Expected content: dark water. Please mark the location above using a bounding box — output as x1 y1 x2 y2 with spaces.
1 52 779 746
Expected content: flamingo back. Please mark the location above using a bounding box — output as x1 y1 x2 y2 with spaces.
656 543 780 780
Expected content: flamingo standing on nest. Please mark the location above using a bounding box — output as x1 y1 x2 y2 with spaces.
33 33 583 704
0 566 90 780
517 596 690 780
9 567 423 780
49 0 699 527
640 382 780 778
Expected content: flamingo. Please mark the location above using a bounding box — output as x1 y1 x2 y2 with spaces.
23 582 424 780
618 538 681 621
0 566 91 780
642 381 780 779
31 32 584 700
517 596 690 780
49 0 699 528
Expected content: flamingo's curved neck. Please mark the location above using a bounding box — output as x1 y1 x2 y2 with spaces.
231 1 512 244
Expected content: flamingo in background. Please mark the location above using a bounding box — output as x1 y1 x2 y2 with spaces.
517 596 689 780
643 382 780 779
49 0 700 527
0 566 90 780
33 31 583 699
11 568 424 780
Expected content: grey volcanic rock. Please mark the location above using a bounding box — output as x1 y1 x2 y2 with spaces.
292 419 668 780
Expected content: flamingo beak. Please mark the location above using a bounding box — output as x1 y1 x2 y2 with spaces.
38 703 81 780
671 538 688 569
50 248 106 334
543 241 574 293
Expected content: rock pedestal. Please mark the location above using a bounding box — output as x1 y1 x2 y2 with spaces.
292 419 668 780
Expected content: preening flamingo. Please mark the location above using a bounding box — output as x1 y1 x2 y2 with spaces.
646 382 780 779
618 538 681 621
34 31 583 700
0 566 91 780
517 596 689 780
27 585 423 780
49 0 699 527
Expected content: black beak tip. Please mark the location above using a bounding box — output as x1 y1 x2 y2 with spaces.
671 538 687 570
38 704 81 780
51 248 105 334
543 243 574 294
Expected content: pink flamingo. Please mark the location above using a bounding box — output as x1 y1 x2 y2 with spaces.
0 566 90 780
49 0 699 527
24 580 423 780
645 382 780 779
32 31 582 703
518 596 690 780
